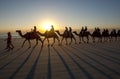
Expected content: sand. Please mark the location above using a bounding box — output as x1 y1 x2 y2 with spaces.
0 37 120 79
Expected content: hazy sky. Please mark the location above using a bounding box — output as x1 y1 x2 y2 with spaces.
0 0 120 32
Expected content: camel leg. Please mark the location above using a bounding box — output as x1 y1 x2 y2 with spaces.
82 37 86 43
105 37 106 42
107 37 109 41
79 36 81 44
28 40 31 48
22 39 27 47
35 39 38 47
115 37 117 41
69 38 72 45
56 37 60 46
51 38 55 47
99 37 102 42
38 38 43 46
111 37 113 41
98 37 100 42
65 38 68 45
87 36 89 43
47 38 50 46
73 36 77 44
61 37 64 45
42 38 47 46
93 37 95 43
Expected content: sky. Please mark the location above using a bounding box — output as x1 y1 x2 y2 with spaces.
0 0 120 33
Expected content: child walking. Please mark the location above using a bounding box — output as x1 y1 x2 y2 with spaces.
5 32 14 50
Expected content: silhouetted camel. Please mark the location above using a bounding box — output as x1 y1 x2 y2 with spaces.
55 30 76 45
37 31 60 46
117 30 120 36
16 30 43 48
117 30 120 40
102 29 110 42
110 29 117 41
73 31 91 44
91 28 102 43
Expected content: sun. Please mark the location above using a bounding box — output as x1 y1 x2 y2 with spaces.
43 23 52 31
37 20 59 32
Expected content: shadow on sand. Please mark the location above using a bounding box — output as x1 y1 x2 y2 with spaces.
26 46 43 79
9 46 37 79
53 46 76 79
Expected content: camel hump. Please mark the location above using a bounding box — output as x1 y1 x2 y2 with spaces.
16 30 21 32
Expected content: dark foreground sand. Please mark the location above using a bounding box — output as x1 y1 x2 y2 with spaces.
0 38 120 79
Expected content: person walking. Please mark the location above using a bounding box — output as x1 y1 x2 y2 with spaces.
5 32 14 50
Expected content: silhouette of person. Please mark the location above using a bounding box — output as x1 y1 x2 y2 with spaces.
31 26 38 38
95 27 97 31
5 32 14 50
97 27 100 32
81 26 84 31
47 25 54 34
64 27 69 36
81 26 84 35
50 25 54 32
33 26 37 33
69 27 72 36
69 27 72 32
84 26 87 32
65 27 68 31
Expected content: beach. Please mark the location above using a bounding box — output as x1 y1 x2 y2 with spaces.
0 38 120 79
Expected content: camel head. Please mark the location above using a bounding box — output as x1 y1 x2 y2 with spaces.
16 30 24 37
73 31 79 36
55 30 59 32
55 30 63 36
73 31 77 33
16 30 21 32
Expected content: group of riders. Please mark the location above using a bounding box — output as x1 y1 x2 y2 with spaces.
14 25 120 48
31 25 74 38
30 25 120 42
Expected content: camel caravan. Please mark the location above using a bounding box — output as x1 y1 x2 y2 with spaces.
16 25 120 47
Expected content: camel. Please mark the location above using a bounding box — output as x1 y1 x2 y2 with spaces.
16 30 43 48
73 31 91 44
37 31 60 46
110 29 117 41
102 29 110 42
117 30 120 40
117 30 120 37
55 30 76 45
91 30 102 43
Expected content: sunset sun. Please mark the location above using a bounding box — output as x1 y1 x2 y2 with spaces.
43 23 51 31
38 20 59 31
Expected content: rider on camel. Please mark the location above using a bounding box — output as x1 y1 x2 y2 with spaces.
84 26 88 32
33 26 37 33
64 27 69 36
81 26 84 35
32 26 37 37
49 25 55 35
69 27 72 37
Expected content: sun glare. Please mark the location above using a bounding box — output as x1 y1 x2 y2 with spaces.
43 23 51 31
37 20 59 32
